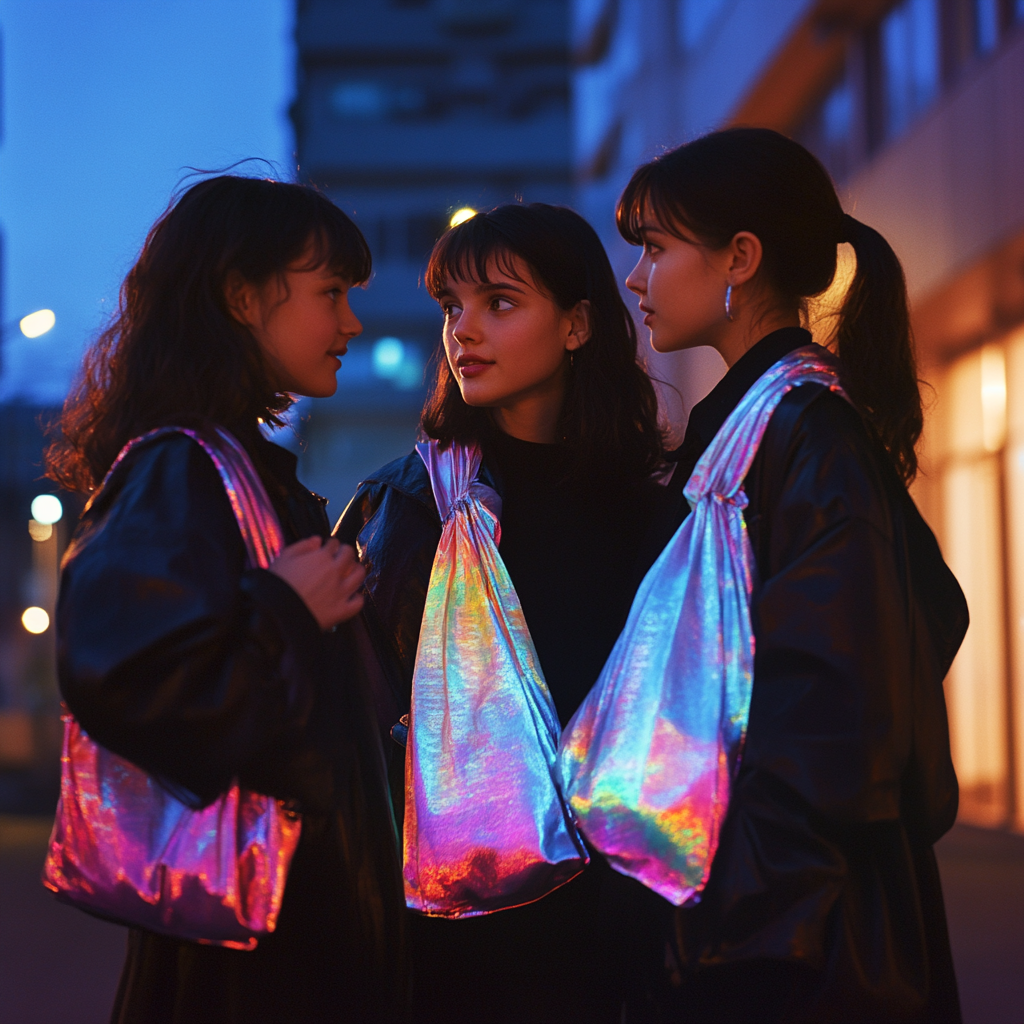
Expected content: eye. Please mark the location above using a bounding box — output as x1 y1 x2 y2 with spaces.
490 296 514 311
642 240 662 257
442 302 462 319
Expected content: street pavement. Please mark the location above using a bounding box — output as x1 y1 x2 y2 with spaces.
0 816 1022 1023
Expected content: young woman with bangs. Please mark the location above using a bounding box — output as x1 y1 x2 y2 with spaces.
50 176 404 1023
609 128 967 1023
335 203 678 1023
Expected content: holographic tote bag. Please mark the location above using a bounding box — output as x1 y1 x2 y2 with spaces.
43 426 302 949
403 440 587 918
558 346 846 906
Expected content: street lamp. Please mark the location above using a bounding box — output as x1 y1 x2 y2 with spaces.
0 308 56 375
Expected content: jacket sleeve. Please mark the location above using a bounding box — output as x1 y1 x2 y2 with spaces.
57 434 329 809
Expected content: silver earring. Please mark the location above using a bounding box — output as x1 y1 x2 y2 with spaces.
725 285 736 322
569 349 576 368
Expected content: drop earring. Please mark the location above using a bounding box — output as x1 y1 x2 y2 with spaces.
725 284 736 322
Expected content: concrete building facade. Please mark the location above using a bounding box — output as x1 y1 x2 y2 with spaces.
572 0 1024 831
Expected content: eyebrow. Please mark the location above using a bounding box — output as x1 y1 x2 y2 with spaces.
437 280 529 300
475 280 527 294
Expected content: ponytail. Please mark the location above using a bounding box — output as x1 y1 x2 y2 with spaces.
836 213 921 483
618 128 922 485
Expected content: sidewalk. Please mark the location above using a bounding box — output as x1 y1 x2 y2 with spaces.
0 817 1022 1023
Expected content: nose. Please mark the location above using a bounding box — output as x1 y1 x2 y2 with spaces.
337 294 363 339
447 307 480 347
625 254 648 297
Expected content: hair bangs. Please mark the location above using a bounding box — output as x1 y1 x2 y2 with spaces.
425 215 529 299
299 195 372 285
617 158 705 246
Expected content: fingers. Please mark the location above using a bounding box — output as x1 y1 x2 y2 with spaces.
268 536 366 629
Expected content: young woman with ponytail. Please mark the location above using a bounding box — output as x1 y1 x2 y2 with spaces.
594 128 968 1022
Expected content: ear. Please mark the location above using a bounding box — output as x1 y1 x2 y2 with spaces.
224 270 262 329
726 232 764 287
565 299 593 351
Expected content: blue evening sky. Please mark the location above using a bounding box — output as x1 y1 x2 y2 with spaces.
0 0 293 405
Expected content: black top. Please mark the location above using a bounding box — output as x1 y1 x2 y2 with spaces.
58 430 404 1024
484 429 669 724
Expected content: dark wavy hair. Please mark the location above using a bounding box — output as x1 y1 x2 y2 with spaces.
618 127 921 484
47 175 371 492
422 203 665 481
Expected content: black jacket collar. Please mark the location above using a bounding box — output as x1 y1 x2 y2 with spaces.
669 327 812 483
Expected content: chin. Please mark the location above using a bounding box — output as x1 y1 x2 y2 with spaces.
651 331 696 354
304 378 338 399
457 382 500 408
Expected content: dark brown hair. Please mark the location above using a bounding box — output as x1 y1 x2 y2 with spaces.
618 127 921 484
422 203 664 481
47 175 371 492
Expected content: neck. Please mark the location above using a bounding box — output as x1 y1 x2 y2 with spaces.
714 308 801 368
491 379 565 444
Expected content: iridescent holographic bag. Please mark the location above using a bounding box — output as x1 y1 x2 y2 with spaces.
43 427 302 949
403 440 587 918
558 347 845 906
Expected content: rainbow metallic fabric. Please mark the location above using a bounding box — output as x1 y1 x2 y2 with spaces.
558 347 846 906
43 426 302 949
404 440 588 917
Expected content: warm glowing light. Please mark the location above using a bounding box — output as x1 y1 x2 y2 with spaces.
449 207 477 228
981 344 1007 452
31 494 63 525
21 607 50 634
19 309 56 338
28 520 52 542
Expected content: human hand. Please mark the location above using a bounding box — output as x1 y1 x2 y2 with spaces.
268 536 366 630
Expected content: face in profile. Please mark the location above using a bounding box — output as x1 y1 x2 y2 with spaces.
227 248 363 398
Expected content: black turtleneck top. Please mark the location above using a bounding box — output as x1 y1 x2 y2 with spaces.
483 430 672 725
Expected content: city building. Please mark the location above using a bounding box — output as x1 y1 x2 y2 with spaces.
573 0 1024 830
290 0 572 509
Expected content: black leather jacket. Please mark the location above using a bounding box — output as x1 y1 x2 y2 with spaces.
666 330 967 1023
58 431 404 1023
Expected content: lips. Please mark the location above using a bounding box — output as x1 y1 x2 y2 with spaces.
456 355 494 379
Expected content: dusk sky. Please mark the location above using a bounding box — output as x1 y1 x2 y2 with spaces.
0 0 293 404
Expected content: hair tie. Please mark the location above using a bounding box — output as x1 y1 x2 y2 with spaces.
838 213 857 244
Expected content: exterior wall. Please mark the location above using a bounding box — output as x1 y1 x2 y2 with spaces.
844 26 1024 337
291 0 571 511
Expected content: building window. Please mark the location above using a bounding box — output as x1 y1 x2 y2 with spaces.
799 0 1023 181
877 0 941 142
798 67 856 183
331 81 428 121
927 327 1024 830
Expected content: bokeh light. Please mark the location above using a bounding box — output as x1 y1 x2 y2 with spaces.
28 521 53 542
373 337 405 376
31 494 63 525
449 207 477 228
21 607 50 634
19 309 56 338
